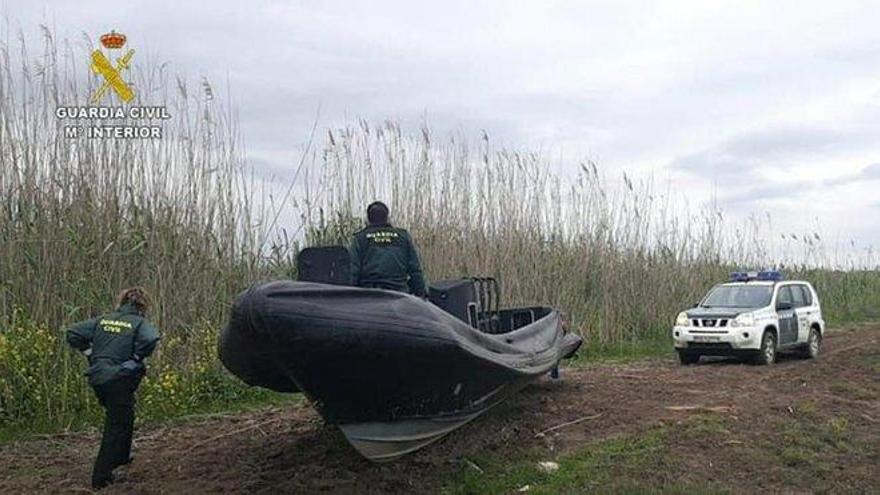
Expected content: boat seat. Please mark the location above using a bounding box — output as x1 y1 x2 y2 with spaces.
429 278 501 333
297 246 351 285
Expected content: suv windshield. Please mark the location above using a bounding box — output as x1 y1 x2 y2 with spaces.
701 285 773 308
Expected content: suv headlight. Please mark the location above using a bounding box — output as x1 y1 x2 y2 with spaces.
675 312 689 327
730 312 755 327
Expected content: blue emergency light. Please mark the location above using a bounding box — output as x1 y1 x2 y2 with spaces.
729 270 784 282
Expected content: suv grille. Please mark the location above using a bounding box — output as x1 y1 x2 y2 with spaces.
692 318 729 327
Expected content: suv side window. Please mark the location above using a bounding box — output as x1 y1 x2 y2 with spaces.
798 285 813 307
791 285 806 307
776 286 793 307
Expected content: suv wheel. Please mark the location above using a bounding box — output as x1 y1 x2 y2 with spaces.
802 327 821 359
754 331 777 365
677 350 700 365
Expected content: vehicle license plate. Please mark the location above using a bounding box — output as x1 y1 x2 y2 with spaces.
693 335 721 343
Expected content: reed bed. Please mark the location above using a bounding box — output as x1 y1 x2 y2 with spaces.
0 29 878 434
0 28 279 433
301 122 880 349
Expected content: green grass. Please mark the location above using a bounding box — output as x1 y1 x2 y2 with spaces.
867 353 880 374
828 382 878 401
0 310 295 442
769 415 860 484
0 388 296 444
446 426 725 494
443 408 876 494
573 335 671 365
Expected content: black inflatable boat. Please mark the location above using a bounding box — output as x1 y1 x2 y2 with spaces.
219 247 582 461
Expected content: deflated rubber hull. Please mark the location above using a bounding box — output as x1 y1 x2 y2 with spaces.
219 280 581 460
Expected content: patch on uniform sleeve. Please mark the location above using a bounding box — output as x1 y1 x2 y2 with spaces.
99 319 133 334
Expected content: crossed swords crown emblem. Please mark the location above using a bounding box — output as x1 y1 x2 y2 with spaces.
90 30 135 104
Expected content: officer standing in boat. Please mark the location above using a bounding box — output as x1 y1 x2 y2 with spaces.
350 201 427 297
66 287 161 489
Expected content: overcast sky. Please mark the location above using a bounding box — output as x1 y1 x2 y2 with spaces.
6 0 880 251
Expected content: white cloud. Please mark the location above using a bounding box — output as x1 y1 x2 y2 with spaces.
825 162 880 186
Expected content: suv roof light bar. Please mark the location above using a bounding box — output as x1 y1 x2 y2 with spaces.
729 270 784 282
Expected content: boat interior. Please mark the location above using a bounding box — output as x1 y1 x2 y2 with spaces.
297 246 548 335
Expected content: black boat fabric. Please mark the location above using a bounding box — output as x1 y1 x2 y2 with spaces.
219 280 582 425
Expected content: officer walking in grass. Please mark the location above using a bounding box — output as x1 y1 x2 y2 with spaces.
350 201 427 297
66 287 160 489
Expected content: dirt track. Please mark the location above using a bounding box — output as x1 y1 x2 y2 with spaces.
1 324 878 494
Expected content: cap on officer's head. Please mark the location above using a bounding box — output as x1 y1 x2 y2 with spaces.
367 201 389 225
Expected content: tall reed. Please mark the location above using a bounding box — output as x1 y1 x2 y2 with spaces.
299 122 880 348
0 27 279 432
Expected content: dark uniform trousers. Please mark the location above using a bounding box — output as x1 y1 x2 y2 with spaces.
91 375 141 486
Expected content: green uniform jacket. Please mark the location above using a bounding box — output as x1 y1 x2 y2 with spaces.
349 223 427 296
66 303 161 387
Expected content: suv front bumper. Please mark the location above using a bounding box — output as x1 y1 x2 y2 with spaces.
673 326 761 352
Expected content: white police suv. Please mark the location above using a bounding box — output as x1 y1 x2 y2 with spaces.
672 271 824 365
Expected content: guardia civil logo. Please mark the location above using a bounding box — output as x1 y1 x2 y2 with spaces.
55 30 170 140
90 30 135 104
